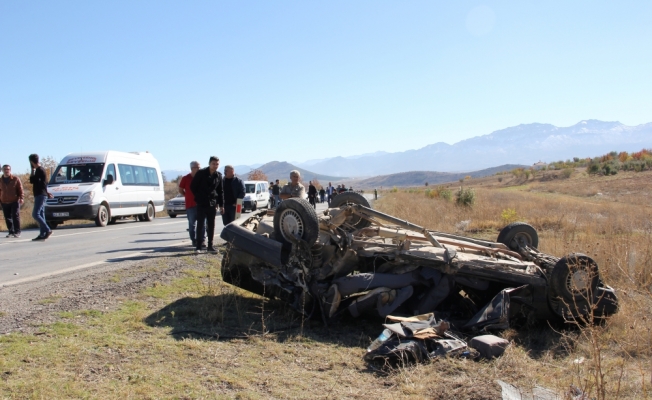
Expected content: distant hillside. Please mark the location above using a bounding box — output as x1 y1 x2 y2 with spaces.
345 164 526 188
258 161 345 183
301 120 652 177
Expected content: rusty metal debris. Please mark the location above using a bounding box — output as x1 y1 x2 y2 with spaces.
220 193 618 331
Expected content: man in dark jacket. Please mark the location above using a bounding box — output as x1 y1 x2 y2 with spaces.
29 154 53 241
222 165 245 226
190 156 223 253
308 181 317 209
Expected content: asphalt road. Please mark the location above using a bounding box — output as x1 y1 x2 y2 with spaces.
0 195 371 287
0 215 220 287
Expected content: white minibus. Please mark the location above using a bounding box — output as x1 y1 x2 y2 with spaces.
44 151 165 228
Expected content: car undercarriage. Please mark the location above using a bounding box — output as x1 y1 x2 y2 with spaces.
220 193 618 331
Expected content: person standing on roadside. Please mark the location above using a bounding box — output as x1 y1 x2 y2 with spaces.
272 179 281 207
280 170 306 200
308 181 317 209
326 182 334 204
178 161 204 248
319 186 326 204
190 156 223 253
28 154 53 241
222 165 245 226
0 165 24 238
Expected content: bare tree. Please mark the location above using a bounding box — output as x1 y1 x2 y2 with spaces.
248 169 268 181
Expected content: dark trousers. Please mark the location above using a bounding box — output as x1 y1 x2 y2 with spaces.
222 205 237 226
2 202 21 234
196 205 217 249
308 195 316 208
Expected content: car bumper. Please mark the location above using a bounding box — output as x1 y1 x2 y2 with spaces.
45 204 100 220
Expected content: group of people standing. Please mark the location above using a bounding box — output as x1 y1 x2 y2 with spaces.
0 154 55 241
178 158 311 253
177 157 245 253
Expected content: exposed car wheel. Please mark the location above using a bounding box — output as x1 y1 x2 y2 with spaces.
143 203 155 221
327 192 372 230
550 253 600 303
95 204 109 227
47 221 59 230
273 198 319 247
169 213 177 218
497 222 538 251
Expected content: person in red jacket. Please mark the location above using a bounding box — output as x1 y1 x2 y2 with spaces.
178 161 204 248
0 165 25 238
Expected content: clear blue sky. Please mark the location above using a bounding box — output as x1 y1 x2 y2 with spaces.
2 1 651 172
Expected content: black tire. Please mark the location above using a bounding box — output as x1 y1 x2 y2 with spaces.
143 203 155 222
550 253 600 303
327 191 372 230
47 221 59 230
169 213 177 218
497 222 538 251
95 204 109 227
252 202 257 211
273 198 319 247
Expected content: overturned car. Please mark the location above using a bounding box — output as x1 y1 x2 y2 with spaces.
220 193 617 330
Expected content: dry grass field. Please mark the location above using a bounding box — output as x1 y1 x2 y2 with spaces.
1 169 651 399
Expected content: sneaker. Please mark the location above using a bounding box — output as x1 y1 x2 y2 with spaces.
13 233 21 238
195 248 205 254
207 245 217 253
44 231 53 240
32 235 45 241
6 233 12 238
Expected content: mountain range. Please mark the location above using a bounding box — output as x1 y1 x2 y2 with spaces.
294 120 652 177
162 120 651 184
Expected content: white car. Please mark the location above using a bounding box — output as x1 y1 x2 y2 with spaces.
243 181 269 212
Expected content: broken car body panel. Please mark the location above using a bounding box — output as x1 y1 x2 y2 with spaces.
220 194 618 330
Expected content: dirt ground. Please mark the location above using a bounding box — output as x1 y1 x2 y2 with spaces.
0 247 195 335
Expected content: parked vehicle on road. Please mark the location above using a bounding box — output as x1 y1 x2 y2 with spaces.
242 181 269 212
166 195 186 218
45 151 165 228
221 193 618 330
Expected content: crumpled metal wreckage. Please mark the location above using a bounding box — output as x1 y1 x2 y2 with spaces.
220 193 618 336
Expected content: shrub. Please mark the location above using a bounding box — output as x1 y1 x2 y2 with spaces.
498 177 503 182
587 163 600 174
390 186 398 193
562 168 573 179
455 187 475 207
501 208 518 224
438 187 452 201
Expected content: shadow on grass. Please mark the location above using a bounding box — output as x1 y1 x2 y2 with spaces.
144 293 380 349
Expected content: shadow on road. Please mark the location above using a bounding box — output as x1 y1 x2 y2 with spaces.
131 238 181 243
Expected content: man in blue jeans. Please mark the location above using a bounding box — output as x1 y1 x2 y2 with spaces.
29 154 53 241
178 161 205 247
